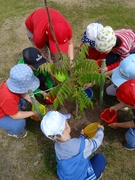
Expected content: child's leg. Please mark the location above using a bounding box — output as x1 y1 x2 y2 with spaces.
125 128 135 148
91 152 106 179
0 116 26 135
106 84 116 96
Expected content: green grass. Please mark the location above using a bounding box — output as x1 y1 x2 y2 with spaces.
0 0 135 179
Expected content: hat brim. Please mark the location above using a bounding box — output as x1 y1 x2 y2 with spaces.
6 76 40 94
49 39 68 54
32 57 46 70
112 67 127 87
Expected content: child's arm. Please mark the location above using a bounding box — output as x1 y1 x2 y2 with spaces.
109 102 127 111
82 125 104 159
106 60 120 71
109 121 135 129
10 111 38 119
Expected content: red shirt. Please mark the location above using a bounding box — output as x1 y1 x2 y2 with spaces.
0 81 20 118
25 8 72 49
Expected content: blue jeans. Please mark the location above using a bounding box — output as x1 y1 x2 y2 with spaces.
0 98 26 135
91 153 107 178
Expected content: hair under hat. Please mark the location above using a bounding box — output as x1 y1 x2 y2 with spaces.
40 111 71 140
6 64 40 94
116 78 135 105
95 26 116 53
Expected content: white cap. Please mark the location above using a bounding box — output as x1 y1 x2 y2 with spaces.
86 23 103 41
40 111 71 140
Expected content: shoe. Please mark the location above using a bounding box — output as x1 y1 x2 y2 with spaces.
122 141 135 150
8 129 27 138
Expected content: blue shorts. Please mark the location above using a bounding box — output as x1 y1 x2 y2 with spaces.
91 152 107 178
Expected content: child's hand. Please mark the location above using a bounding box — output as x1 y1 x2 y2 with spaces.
80 129 84 135
108 123 119 129
84 83 93 89
110 106 117 112
41 91 47 97
98 124 104 131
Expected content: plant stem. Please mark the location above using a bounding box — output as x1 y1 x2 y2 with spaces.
28 90 42 120
44 0 63 61
99 59 106 106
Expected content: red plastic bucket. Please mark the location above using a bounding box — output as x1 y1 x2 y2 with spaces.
100 108 118 124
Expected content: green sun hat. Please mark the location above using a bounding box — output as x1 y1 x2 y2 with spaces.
54 71 68 82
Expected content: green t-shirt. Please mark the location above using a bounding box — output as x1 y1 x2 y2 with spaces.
18 58 53 96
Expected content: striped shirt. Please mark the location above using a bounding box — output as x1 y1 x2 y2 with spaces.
112 28 135 60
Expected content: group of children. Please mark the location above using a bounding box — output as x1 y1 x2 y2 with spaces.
0 7 135 180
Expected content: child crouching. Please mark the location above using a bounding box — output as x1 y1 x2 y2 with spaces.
40 111 106 180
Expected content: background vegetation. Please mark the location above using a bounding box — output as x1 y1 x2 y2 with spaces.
0 0 135 180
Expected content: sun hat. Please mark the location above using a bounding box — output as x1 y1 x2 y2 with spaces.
40 111 71 140
81 31 95 48
95 26 116 53
48 19 71 54
86 22 103 41
112 54 135 87
6 64 40 94
54 71 68 82
116 78 135 105
23 47 46 70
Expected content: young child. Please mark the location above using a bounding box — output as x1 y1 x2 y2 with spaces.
18 47 54 97
0 64 39 138
109 78 135 150
40 111 106 179
106 54 135 96
81 23 120 74
25 8 74 63
95 26 135 74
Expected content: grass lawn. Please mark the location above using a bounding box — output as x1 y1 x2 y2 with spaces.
0 0 135 180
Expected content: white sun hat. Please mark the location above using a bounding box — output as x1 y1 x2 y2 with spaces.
95 26 116 53
86 22 103 41
40 111 71 140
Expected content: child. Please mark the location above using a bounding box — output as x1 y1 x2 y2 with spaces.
106 54 135 96
109 78 135 150
81 23 120 74
0 64 39 138
18 47 54 97
95 26 135 74
25 8 74 63
40 111 106 179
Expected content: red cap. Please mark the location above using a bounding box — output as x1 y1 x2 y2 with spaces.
116 78 135 105
48 19 71 54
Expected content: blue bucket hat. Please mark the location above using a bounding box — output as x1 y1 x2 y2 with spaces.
112 54 135 87
6 64 40 94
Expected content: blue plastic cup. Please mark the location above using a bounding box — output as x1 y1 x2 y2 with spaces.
84 88 93 99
